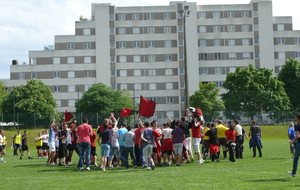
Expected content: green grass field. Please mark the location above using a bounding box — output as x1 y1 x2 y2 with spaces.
1 126 299 190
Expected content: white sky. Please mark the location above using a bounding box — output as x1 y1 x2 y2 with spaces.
0 0 299 79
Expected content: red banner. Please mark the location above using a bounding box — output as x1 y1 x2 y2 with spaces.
139 96 156 117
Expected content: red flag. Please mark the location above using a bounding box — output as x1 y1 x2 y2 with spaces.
139 96 156 117
64 111 73 122
119 108 133 117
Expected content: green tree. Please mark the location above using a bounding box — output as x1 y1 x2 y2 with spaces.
0 81 7 112
221 64 290 121
190 82 225 122
278 58 300 111
76 83 134 126
1 79 59 128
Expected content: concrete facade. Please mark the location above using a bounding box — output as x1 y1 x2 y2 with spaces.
3 0 300 122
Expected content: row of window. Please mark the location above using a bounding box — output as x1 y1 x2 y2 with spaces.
198 24 252 33
275 37 300 45
118 83 184 91
109 10 253 22
114 40 179 49
113 26 181 35
112 54 180 63
199 38 254 47
65 42 92 49
114 12 173 21
115 68 182 77
198 53 253 60
198 10 252 19
17 71 92 80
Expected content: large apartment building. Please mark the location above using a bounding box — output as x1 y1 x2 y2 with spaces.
4 0 300 122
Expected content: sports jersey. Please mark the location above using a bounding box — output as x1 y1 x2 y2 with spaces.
0 135 2 146
162 128 173 139
35 137 43 146
202 127 210 140
216 124 228 138
14 134 21 144
190 122 202 138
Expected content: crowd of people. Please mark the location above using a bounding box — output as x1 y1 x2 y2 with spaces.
0 111 268 172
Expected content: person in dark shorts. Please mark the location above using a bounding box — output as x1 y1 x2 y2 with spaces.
90 130 98 167
20 131 33 159
58 124 67 166
34 132 43 158
205 123 220 162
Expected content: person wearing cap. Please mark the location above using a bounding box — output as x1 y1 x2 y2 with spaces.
216 120 229 159
288 122 296 158
249 120 262 157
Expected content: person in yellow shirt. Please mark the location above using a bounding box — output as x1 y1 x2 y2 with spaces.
216 120 229 159
202 123 210 159
34 132 43 158
12 130 22 156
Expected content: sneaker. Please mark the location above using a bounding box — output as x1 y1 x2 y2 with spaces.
103 169 107 171
141 165 146 169
147 167 151 170
28 157 33 159
94 163 98 167
186 160 191 164
201 159 205 163
288 171 296 177
110 166 114 170
51 163 56 166
134 165 137 169
20 157 22 160
151 165 155 170
216 159 220 162
79 167 84 170
86 167 90 171
197 160 203 166
168 162 171 166
0 160 6 163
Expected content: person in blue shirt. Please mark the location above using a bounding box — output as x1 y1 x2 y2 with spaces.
118 123 128 167
288 122 296 158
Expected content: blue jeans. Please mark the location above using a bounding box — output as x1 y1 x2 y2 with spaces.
292 143 300 174
77 142 91 168
124 147 136 168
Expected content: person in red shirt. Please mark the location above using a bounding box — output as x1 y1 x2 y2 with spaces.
90 130 98 167
225 122 237 162
77 118 92 170
189 117 204 165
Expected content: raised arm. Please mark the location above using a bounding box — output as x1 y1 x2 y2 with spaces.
166 114 173 123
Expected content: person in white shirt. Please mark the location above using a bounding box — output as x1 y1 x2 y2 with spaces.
161 122 173 166
234 120 243 159
0 130 5 163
